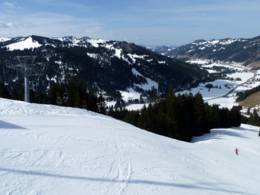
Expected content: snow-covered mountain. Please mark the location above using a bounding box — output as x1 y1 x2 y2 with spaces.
0 37 11 42
0 97 259 195
0 35 207 102
6 37 42 51
155 36 260 67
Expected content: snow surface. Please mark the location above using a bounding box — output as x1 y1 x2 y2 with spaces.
179 60 258 109
226 72 254 84
87 38 106 48
87 53 98 59
127 54 147 63
113 48 123 59
0 98 259 194
0 37 10 42
6 37 42 51
105 101 116 108
131 68 159 91
126 103 147 111
120 88 141 102
207 96 238 109
158 60 166 64
179 79 235 100
191 39 238 49
187 59 244 70
207 39 237 46
132 68 143 77
134 77 158 91
187 59 213 65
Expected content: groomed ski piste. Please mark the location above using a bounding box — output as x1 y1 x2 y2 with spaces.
0 98 259 195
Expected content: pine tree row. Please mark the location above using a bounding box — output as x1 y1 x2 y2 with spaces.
0 80 106 113
109 91 241 142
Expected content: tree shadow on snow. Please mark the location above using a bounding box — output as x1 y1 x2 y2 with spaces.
0 120 26 130
0 167 252 194
235 126 259 133
193 129 247 142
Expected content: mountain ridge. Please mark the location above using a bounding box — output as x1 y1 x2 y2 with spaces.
0 35 208 102
154 35 260 68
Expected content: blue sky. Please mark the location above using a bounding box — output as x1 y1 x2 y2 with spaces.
0 0 260 46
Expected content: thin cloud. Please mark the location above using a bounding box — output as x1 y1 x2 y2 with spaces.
0 22 13 29
2 1 15 9
0 12 103 37
0 0 103 38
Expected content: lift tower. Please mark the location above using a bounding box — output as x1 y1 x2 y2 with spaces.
7 55 45 102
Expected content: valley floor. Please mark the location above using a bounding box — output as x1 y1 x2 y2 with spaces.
121 61 260 111
0 98 259 194
179 61 260 109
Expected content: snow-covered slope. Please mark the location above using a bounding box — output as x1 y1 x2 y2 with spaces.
0 37 10 42
6 37 42 51
178 60 260 109
0 98 259 195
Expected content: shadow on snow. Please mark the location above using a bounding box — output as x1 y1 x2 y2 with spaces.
193 129 247 142
0 120 26 130
0 167 251 194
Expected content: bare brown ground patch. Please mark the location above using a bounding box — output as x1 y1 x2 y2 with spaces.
239 91 260 108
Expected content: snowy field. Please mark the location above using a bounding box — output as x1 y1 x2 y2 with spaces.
0 98 259 194
179 60 260 109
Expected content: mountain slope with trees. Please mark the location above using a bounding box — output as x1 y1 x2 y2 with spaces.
154 36 260 67
0 35 208 103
